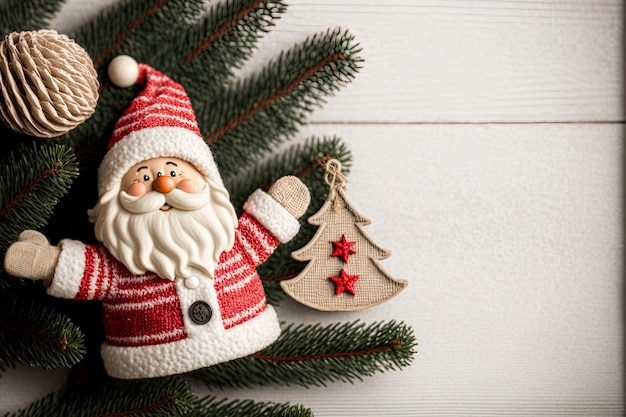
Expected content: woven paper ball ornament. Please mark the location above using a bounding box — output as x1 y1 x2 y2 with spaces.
0 30 99 138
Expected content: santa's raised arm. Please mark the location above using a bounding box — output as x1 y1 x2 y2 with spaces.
4 58 310 379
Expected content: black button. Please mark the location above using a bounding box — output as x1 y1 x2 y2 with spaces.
189 301 212 325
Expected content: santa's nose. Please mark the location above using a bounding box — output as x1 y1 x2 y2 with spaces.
153 175 175 193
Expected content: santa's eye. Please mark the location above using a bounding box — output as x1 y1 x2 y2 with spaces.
170 170 177 177
156 172 163 178
143 174 150 181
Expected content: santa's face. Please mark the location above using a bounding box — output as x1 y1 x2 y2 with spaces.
89 157 237 280
120 157 206 211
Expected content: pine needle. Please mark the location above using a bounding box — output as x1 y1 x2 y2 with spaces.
192 396 313 417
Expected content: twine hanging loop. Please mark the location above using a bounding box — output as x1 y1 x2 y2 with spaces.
323 158 346 211
324 158 346 190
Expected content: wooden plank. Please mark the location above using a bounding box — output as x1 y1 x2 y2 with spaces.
50 0 624 123
271 0 623 123
276 0 623 123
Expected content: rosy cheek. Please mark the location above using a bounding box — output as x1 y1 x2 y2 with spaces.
127 182 147 196
176 178 196 193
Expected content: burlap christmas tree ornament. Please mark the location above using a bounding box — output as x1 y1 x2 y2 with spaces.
281 159 408 311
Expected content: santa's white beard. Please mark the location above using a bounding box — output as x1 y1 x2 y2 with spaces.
88 179 237 280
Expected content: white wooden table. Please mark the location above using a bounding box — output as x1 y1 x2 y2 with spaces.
1 1 623 415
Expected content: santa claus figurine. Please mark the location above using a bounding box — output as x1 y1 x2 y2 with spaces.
4 57 310 379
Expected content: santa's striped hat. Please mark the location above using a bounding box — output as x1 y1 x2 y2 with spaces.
98 56 222 196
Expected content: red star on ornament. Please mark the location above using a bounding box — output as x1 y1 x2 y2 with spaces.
331 234 357 264
329 269 359 295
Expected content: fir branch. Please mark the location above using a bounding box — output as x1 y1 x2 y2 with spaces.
62 377 198 417
0 162 62 218
192 396 312 417
0 144 78 280
205 29 362 177
0 291 85 372
183 0 268 63
91 0 171 69
0 0 63 34
251 343 404 363
205 53 344 145
5 377 198 417
192 320 416 389
227 136 352 214
175 0 286 101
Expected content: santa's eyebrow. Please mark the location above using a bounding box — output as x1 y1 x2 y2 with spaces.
165 161 178 166
137 166 148 172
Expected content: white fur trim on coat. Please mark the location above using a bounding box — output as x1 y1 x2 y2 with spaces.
243 189 300 243
47 239 86 300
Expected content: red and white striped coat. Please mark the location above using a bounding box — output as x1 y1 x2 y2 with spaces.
47 189 299 378
69 212 277 346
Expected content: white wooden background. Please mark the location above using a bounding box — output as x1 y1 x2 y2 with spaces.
0 1 623 416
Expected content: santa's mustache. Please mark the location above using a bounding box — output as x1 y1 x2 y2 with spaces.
119 185 210 214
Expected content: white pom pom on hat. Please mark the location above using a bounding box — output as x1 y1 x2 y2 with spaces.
107 55 140 88
98 56 223 196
